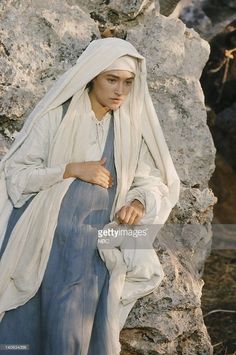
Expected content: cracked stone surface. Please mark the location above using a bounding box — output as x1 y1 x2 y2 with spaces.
0 0 99 134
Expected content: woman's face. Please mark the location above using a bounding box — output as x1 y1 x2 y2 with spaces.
90 70 135 111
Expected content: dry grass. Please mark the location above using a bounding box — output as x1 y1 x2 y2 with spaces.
202 249 236 354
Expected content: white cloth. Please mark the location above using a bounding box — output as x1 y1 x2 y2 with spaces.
101 55 137 74
3 106 162 224
3 108 112 208
87 110 112 159
0 38 180 354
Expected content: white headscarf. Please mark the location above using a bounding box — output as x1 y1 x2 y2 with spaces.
0 38 180 353
101 55 137 74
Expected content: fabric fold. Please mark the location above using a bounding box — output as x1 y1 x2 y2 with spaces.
0 37 180 353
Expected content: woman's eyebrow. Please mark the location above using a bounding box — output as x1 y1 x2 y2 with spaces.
106 74 135 80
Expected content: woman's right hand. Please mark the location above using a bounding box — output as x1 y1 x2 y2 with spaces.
63 157 112 189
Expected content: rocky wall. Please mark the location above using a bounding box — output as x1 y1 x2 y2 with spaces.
0 0 216 353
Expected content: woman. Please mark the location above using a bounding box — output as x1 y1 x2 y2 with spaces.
0 38 180 354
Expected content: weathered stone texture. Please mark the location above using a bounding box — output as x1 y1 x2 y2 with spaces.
127 17 215 188
0 0 99 137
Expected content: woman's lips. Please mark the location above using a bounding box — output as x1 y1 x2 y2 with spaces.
111 98 122 103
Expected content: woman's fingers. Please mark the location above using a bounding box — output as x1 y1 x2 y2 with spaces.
76 161 111 188
123 207 135 224
116 206 127 223
133 214 142 225
93 166 112 188
116 201 145 225
96 174 111 188
116 206 137 225
99 165 112 179
68 160 113 188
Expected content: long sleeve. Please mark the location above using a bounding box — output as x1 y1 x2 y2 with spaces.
4 107 66 207
125 138 169 224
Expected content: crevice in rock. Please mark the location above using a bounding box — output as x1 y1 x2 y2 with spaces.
0 41 10 56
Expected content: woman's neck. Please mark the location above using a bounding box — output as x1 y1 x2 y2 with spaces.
88 92 111 121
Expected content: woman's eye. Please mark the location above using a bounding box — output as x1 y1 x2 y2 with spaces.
108 78 116 83
126 81 133 86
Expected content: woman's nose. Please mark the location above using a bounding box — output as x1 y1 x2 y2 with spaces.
114 82 124 96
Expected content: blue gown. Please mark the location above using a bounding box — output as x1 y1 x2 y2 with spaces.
0 115 117 355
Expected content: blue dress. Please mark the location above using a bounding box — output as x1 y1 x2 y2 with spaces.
0 115 117 355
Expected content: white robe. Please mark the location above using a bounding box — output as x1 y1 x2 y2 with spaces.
0 38 180 354
3 105 166 222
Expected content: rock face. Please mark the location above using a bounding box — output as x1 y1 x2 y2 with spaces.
159 0 181 16
0 1 216 354
127 18 215 188
0 0 99 138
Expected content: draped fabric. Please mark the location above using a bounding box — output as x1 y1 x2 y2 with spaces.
0 116 116 355
0 37 180 353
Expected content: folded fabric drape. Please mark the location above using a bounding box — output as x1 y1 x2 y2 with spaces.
0 37 180 353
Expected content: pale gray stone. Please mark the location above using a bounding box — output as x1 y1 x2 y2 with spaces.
108 0 151 17
159 0 181 16
67 0 155 19
0 0 99 128
127 17 215 188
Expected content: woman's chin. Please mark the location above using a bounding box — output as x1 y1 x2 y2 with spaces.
109 102 123 111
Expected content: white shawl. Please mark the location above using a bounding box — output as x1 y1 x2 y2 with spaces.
0 38 180 353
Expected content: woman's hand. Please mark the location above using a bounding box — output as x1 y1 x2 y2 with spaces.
63 157 112 188
115 199 145 225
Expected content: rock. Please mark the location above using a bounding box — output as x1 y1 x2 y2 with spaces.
120 186 216 353
107 0 152 18
69 0 152 24
121 219 214 353
127 17 215 188
169 187 216 273
159 0 182 16
67 0 157 42
0 0 99 132
121 309 212 354
158 0 212 37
